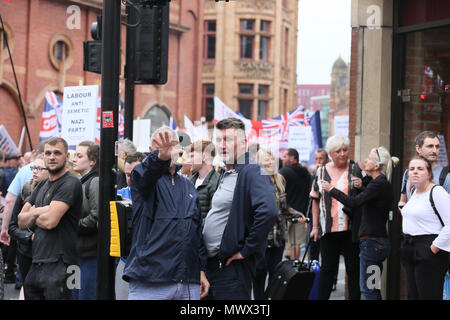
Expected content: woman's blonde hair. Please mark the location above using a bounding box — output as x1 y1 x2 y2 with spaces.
371 146 399 182
256 148 285 193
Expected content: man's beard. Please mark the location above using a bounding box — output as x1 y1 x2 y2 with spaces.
47 161 66 175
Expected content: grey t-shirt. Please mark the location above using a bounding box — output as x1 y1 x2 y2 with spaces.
202 170 238 258
401 164 450 200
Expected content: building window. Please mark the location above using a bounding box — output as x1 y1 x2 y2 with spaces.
283 88 288 113
144 105 171 136
257 85 269 120
241 19 254 31
284 28 289 67
202 84 215 122
240 19 255 60
204 20 216 60
259 21 271 61
48 34 73 71
238 84 254 119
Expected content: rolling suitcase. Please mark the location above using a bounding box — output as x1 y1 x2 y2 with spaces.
265 217 316 300
307 260 320 300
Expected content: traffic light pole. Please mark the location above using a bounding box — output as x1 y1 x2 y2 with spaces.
124 3 136 140
97 0 121 300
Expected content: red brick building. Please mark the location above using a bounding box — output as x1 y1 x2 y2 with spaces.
0 0 204 152
297 84 330 111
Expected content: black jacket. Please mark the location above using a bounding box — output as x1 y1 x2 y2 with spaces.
76 170 99 257
218 152 278 267
9 179 34 258
329 174 393 239
190 169 219 223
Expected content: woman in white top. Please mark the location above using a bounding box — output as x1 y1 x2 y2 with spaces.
401 155 450 300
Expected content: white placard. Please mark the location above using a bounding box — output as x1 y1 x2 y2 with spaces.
288 126 312 161
61 85 99 148
334 115 349 137
0 125 18 154
438 134 448 167
133 118 151 152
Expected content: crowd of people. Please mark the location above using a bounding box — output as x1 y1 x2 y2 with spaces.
0 119 449 300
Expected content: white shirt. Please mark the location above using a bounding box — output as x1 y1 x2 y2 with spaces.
402 185 450 252
195 177 204 189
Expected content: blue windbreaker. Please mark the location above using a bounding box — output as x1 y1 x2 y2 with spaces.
123 150 207 284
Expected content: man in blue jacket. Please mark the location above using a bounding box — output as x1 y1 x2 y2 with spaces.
203 117 278 300
123 126 209 300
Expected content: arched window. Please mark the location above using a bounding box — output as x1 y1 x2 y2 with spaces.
48 34 73 71
143 105 171 136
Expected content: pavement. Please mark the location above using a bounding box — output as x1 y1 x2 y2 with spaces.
3 256 347 300
329 255 346 300
4 282 21 300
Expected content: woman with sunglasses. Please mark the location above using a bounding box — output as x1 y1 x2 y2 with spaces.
321 146 399 300
8 155 49 298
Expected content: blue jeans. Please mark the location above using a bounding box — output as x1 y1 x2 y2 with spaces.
359 237 390 300
128 281 200 300
73 257 97 300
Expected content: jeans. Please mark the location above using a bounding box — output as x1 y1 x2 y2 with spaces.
115 258 129 300
253 244 285 300
128 281 200 300
318 231 360 300
401 234 449 300
24 260 73 300
73 257 97 300
359 237 390 300
0 247 4 300
204 257 253 300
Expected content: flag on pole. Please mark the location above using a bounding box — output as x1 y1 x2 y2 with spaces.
39 91 61 141
170 116 178 132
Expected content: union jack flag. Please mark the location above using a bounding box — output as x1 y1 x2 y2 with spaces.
39 91 61 141
258 106 305 140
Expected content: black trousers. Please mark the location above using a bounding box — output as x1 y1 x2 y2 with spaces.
401 234 449 300
24 259 73 300
318 231 360 300
204 257 253 300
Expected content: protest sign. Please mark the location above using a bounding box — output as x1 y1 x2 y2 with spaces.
0 125 18 154
61 85 99 149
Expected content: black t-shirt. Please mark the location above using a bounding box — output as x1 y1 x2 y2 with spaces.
28 171 82 264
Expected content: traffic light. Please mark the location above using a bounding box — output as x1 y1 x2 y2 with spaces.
133 2 170 84
83 16 102 74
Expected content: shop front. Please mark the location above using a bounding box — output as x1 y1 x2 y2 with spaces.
389 0 450 299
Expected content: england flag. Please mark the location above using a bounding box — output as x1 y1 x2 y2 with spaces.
39 91 61 141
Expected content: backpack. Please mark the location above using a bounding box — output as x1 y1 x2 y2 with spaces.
81 170 99 200
429 185 445 227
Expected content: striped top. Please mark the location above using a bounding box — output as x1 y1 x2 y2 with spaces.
310 162 353 235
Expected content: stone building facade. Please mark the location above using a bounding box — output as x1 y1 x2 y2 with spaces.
201 0 299 122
